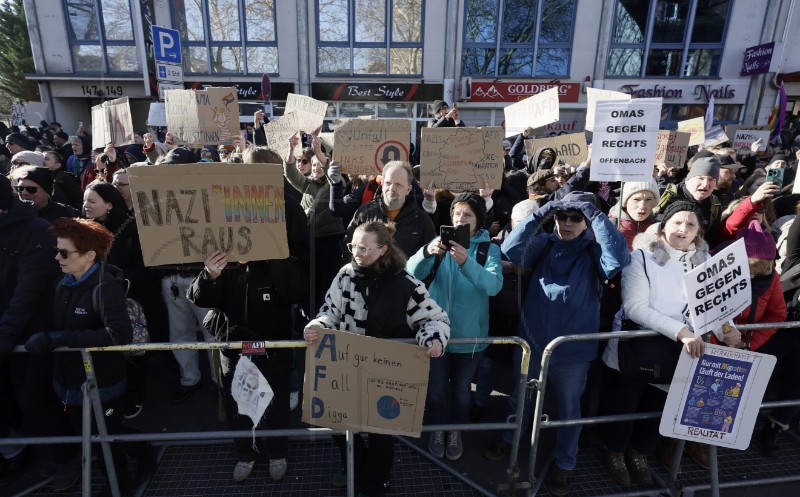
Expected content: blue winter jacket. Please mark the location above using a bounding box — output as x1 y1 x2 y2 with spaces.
407 229 503 354
501 208 630 363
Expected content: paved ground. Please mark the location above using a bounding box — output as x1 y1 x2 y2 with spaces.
6 348 800 497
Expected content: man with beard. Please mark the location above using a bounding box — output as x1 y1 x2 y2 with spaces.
714 153 744 210
343 161 436 258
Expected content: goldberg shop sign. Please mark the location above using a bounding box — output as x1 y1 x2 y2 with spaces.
619 83 743 103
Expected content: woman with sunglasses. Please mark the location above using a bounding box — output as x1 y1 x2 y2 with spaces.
24 218 154 494
304 221 449 497
81 143 124 191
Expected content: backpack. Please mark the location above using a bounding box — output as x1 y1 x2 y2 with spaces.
93 283 149 357
655 183 720 225
422 241 491 287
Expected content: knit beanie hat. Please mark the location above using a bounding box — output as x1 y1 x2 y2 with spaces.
0 174 13 210
686 156 721 181
5 132 33 151
621 180 660 209
13 166 54 195
769 154 789 166
661 200 698 230
450 192 486 230
11 150 45 167
736 219 776 260
431 100 448 115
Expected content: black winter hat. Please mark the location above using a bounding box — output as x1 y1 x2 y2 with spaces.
14 166 55 196
5 132 33 151
660 200 698 231
55 131 69 141
450 192 486 230
0 174 14 210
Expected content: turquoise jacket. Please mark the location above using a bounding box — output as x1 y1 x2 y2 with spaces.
407 229 503 354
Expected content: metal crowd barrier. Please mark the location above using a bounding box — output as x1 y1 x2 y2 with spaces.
3 336 531 497
526 321 800 497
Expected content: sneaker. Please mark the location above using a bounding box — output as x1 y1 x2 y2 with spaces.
446 431 463 461
170 383 200 404
626 448 652 486
124 403 143 420
52 457 81 492
232 460 255 482
484 439 511 461
428 430 445 458
331 467 347 488
685 441 709 470
547 465 573 497
290 391 300 411
603 449 631 486
269 458 287 481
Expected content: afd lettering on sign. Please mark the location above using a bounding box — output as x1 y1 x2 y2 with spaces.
151 26 182 64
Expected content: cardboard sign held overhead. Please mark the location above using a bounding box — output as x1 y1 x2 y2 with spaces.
503 87 560 138
524 132 589 166
684 239 751 336
420 127 504 191
590 97 662 183
303 328 430 437
285 93 328 135
732 129 770 152
585 87 631 132
704 125 729 148
678 117 705 147
23 102 48 124
265 112 300 162
165 87 240 146
147 103 167 127
127 163 289 266
334 119 410 175
91 97 135 149
655 130 691 168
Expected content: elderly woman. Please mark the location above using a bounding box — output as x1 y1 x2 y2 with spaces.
305 221 449 497
600 201 711 486
24 218 152 493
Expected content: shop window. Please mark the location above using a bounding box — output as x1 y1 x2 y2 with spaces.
64 0 140 73
173 0 278 75
607 0 730 78
462 0 575 78
316 0 424 76
661 103 741 128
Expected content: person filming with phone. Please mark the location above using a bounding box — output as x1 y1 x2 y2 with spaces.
407 192 503 461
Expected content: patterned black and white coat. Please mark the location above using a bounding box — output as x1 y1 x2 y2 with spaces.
308 263 450 348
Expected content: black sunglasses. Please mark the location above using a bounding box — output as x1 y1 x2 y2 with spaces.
555 212 584 223
54 247 83 258
14 185 38 194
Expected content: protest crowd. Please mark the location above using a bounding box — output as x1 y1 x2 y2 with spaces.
3 96 800 497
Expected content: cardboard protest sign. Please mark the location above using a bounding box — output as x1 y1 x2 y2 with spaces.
303 328 430 437
590 97 661 182
655 130 691 168
127 163 289 266
732 129 769 152
524 132 589 166
334 119 410 175
677 117 705 146
91 97 135 149
585 87 630 131
725 124 769 139
684 239 750 336
285 93 328 135
165 87 240 146
503 87 559 138
265 111 300 162
420 127 504 190
10 103 24 126
704 125 729 147
146 103 167 127
24 102 48 124
660 344 775 450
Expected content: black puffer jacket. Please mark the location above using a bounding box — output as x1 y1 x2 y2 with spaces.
344 194 436 258
51 263 132 404
0 199 59 354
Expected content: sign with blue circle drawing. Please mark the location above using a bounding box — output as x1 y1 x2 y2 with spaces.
303 328 430 437
152 25 182 65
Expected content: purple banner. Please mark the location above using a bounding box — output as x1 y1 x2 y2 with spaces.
741 42 776 76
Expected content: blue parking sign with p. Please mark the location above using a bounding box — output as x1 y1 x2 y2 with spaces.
152 26 182 65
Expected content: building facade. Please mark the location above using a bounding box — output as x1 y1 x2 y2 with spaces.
22 0 800 141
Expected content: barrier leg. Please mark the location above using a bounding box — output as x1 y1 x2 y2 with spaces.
346 430 355 497
81 382 92 497
709 445 719 497
81 350 121 497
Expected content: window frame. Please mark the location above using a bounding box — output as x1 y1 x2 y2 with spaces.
171 0 279 76
63 0 140 74
314 0 426 77
606 0 732 79
460 0 576 78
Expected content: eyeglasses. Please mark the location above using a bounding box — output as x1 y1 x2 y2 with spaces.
555 212 584 223
219 149 231 155
14 185 38 194
299 159 310 164
346 243 383 256
54 247 83 258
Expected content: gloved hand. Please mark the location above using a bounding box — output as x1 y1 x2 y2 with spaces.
533 201 559 220
562 200 601 222
327 161 344 185
25 331 70 354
